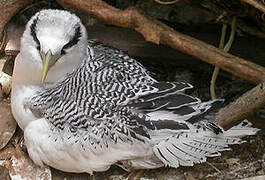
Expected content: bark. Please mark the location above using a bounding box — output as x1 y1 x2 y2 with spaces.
217 82 265 130
240 0 265 14
60 0 265 84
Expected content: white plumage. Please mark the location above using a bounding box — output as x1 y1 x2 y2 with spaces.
11 9 259 174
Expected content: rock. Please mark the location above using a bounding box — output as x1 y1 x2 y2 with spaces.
0 72 12 97
9 151 51 180
51 169 91 180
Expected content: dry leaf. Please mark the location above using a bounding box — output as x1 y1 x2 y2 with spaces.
225 158 240 165
0 101 16 150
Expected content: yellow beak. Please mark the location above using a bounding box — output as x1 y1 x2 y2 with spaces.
40 50 61 83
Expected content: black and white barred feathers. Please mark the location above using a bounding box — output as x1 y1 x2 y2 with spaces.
26 40 258 169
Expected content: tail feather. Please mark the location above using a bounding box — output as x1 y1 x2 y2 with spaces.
224 119 259 137
153 120 259 168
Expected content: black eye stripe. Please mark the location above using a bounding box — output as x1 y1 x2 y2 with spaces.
30 16 41 50
62 25 82 50
61 49 66 55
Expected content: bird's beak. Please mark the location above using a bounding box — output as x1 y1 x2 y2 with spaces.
40 50 61 83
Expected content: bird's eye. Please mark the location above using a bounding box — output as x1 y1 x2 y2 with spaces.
37 45 41 51
61 25 82 54
61 49 66 55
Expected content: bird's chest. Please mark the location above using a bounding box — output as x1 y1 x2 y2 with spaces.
11 85 41 130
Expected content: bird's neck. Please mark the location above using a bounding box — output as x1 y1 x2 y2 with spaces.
12 55 43 88
12 53 84 89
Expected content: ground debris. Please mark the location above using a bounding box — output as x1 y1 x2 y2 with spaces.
9 151 51 180
0 100 16 150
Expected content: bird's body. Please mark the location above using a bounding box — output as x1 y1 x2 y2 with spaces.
11 9 258 174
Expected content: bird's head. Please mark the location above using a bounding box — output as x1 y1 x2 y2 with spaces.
20 9 88 83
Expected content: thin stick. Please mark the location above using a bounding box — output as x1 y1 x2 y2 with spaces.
153 0 180 5
210 24 227 99
210 17 237 99
229 161 259 174
206 162 221 174
223 17 237 53
0 30 7 54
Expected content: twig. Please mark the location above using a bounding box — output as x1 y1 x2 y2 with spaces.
153 0 180 5
223 17 236 52
217 82 265 130
60 0 265 84
205 162 222 174
211 17 237 99
229 161 259 174
237 20 265 39
219 24 228 50
0 30 7 54
210 24 227 99
240 0 265 14
205 172 220 178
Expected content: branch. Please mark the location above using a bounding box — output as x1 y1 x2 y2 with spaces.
153 0 180 5
237 20 265 39
0 0 31 37
240 0 265 14
60 0 265 84
217 82 265 130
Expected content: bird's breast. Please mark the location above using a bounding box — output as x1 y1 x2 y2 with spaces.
11 85 41 130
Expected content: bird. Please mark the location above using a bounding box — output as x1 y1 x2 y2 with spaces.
11 9 258 174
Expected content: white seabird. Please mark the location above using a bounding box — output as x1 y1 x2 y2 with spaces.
11 9 259 174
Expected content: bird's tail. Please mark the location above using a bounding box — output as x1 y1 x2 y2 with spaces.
223 119 259 137
152 119 259 168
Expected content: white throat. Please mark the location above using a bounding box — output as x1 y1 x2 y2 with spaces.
12 52 85 88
